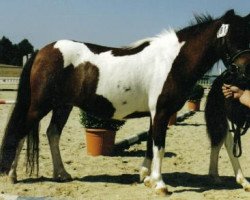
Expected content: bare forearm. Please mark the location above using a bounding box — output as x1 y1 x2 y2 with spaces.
239 90 250 108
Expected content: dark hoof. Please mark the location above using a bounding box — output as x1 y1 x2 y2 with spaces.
54 173 73 182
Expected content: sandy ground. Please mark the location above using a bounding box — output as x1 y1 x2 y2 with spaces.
1 90 250 199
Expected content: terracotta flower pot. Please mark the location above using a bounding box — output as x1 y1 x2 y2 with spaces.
168 112 177 126
85 128 116 156
187 100 201 111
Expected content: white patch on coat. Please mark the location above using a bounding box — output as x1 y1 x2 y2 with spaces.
54 30 185 119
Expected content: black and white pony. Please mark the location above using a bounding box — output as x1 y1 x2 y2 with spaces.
0 10 249 195
205 51 250 191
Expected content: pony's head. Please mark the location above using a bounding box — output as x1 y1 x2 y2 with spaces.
218 10 250 88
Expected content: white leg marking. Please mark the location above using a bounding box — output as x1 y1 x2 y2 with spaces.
47 124 71 181
144 144 170 195
8 138 25 183
209 142 223 183
151 145 164 185
224 132 250 191
140 157 152 181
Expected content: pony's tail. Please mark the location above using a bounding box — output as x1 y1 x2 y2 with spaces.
0 51 38 175
205 77 228 147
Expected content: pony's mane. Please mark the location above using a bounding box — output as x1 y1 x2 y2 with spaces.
190 13 214 26
177 13 214 34
127 14 214 49
125 29 176 49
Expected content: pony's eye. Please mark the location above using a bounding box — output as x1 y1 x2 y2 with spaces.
229 64 238 74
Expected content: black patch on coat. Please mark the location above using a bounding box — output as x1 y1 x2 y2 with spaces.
84 41 150 57
112 42 150 56
123 87 131 92
57 61 116 119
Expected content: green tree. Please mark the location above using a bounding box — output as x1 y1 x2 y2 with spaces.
10 44 22 66
18 39 34 57
0 37 34 66
0 36 14 64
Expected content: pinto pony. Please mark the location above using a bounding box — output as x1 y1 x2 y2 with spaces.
205 52 250 191
0 10 250 195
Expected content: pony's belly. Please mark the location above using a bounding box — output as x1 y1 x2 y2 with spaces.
112 101 149 119
98 91 149 120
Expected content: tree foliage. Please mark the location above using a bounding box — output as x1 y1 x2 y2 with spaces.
0 36 34 66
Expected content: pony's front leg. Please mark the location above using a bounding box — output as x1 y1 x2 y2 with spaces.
143 112 171 196
224 132 250 191
8 138 25 183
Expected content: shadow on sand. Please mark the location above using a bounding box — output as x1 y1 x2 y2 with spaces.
18 172 244 193
113 149 176 158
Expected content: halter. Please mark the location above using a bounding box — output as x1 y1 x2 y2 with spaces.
222 49 250 158
222 49 250 77
218 24 250 157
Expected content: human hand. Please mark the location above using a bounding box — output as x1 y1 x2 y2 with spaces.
222 84 250 108
222 84 244 99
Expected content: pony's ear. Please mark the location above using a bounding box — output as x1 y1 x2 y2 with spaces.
222 9 235 22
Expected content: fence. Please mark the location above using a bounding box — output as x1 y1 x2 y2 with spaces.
0 77 20 85
0 99 16 104
0 77 19 91
197 75 218 89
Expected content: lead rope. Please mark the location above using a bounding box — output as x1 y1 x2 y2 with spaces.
231 119 250 157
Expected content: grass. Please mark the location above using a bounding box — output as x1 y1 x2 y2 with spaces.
0 64 22 77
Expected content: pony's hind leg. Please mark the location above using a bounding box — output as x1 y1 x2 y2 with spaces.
224 132 250 191
46 106 73 182
8 138 25 183
140 121 152 181
209 141 223 183
205 77 229 184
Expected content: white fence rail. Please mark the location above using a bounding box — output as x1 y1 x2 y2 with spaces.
0 77 20 85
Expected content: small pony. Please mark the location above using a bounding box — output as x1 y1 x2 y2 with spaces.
0 10 250 195
205 50 250 191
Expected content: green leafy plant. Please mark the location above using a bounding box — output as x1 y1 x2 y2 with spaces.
79 110 125 131
187 84 204 102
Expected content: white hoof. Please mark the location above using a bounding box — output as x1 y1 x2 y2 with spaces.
244 185 250 192
143 176 171 196
139 167 150 182
236 172 250 191
237 178 250 192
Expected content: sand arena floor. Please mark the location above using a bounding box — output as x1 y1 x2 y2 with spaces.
1 90 250 199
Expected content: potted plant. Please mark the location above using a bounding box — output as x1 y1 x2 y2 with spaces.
186 84 204 111
79 110 124 156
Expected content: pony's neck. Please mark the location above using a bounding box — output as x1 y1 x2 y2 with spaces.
176 19 222 81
